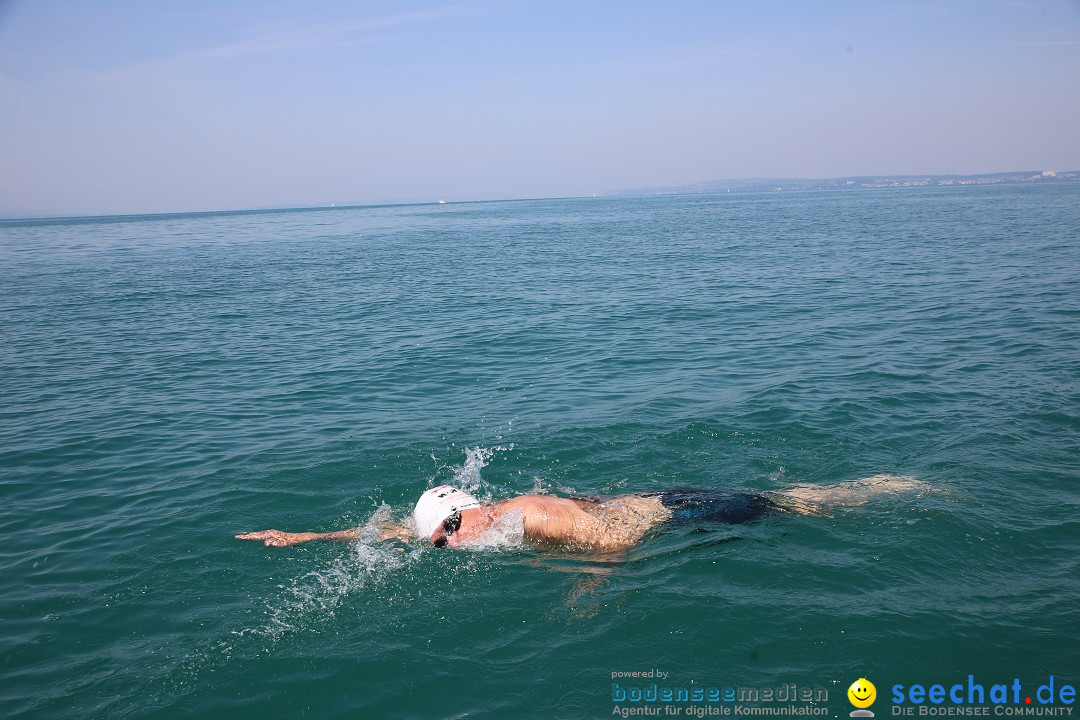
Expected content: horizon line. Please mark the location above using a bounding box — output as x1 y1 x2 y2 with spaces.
2 169 1077 223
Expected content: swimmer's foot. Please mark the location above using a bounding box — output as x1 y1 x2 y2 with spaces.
763 492 831 517
768 474 926 515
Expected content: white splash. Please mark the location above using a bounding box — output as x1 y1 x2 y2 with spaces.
252 503 422 641
433 447 526 551
447 445 512 495
459 507 525 551
529 475 577 496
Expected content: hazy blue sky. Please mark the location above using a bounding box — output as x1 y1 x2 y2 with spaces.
1 0 1078 216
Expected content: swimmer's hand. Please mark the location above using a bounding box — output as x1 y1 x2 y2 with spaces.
374 521 412 543
235 529 360 547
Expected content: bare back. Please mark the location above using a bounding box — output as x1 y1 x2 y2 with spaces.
492 494 671 552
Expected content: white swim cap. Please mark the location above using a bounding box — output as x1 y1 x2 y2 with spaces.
413 485 481 540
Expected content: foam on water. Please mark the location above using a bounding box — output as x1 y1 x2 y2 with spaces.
250 504 422 641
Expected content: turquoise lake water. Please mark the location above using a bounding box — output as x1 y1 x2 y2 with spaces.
1 185 1078 718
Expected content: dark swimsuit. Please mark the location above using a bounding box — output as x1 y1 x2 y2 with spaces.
640 489 779 526
571 488 779 526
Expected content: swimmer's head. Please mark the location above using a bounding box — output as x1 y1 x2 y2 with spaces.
414 485 481 543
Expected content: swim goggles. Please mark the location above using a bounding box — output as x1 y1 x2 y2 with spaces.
432 511 462 548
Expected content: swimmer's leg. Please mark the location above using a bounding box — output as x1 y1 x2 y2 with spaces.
765 474 926 516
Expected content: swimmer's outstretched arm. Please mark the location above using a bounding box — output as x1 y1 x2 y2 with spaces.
235 520 413 547
235 528 360 547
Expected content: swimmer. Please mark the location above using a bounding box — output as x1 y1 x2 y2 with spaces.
235 474 924 553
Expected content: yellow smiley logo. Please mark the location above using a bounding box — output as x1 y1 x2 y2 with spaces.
848 679 877 709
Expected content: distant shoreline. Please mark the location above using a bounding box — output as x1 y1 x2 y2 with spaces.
2 170 1077 222
606 170 1080 197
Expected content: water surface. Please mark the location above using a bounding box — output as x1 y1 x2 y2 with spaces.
1 185 1077 718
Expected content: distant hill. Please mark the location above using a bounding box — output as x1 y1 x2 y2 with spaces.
606 170 1080 197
